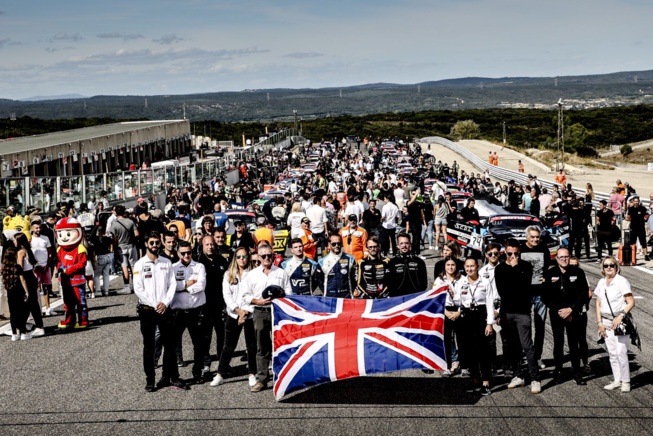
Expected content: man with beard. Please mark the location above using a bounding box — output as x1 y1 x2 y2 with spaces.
387 233 428 297
133 231 189 392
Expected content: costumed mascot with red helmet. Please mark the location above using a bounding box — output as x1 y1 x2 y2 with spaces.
55 217 89 329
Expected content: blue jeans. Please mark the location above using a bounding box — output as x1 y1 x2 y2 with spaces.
93 254 112 295
421 220 434 246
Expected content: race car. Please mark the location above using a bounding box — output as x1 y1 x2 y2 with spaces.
446 200 566 258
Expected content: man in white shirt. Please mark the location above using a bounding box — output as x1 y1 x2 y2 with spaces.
171 240 208 384
306 200 329 259
380 195 399 257
133 230 188 392
240 243 292 392
394 183 406 209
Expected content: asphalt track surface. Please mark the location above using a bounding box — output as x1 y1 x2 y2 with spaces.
1 249 653 435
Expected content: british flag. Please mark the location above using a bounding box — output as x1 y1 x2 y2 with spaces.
272 285 448 400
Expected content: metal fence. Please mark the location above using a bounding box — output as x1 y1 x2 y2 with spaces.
420 136 650 209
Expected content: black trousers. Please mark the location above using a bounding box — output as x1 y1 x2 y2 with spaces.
409 223 422 255
596 230 613 258
203 308 225 367
571 229 590 259
173 307 206 377
253 307 272 383
458 309 493 381
7 285 28 334
443 315 460 370
139 307 178 384
24 271 43 329
503 313 540 382
578 312 589 366
550 311 583 374
217 316 257 375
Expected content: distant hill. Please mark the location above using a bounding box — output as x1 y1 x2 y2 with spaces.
1 69 652 121
20 94 87 102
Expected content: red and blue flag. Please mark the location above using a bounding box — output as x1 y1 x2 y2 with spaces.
272 285 448 400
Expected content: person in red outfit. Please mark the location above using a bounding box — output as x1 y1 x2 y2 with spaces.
55 217 89 329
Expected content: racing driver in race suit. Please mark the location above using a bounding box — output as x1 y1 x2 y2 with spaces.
281 237 321 296
354 236 391 299
317 233 356 298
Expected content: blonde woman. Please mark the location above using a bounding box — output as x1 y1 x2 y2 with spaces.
286 202 306 238
585 183 595 203
595 256 635 392
211 247 257 388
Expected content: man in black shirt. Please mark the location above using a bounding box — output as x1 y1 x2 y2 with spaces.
387 233 428 297
229 220 256 252
542 247 589 385
626 196 650 261
362 199 382 238
495 238 541 394
406 190 424 257
212 227 233 264
596 200 615 259
197 235 229 378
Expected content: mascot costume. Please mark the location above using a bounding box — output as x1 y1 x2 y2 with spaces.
55 217 89 329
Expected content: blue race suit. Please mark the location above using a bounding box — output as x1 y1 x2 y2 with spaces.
317 252 356 298
281 256 321 296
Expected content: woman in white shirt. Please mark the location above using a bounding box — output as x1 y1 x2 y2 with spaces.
453 257 495 396
286 202 307 239
595 256 635 393
433 257 462 377
211 247 257 388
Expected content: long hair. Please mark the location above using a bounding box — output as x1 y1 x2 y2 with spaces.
438 256 461 282
226 247 252 285
1 247 22 290
14 233 37 266
443 240 462 259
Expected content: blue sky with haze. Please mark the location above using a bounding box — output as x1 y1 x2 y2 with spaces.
0 0 651 100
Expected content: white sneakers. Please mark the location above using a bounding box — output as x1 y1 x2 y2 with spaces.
621 382 631 393
248 375 257 388
20 332 32 341
604 380 622 390
530 381 541 394
508 377 525 389
32 328 45 337
210 374 224 387
11 334 20 342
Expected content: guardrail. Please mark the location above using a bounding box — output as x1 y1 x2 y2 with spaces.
420 136 650 209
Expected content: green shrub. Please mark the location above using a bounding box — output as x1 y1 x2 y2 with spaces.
620 144 633 156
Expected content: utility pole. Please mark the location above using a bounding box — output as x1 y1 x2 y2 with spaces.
293 110 298 131
502 121 506 144
557 99 565 171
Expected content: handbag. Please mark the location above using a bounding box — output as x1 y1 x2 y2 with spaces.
604 295 633 335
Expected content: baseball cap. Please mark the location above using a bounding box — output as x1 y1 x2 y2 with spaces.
301 217 311 224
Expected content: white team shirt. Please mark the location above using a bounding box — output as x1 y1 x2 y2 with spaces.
171 260 207 310
133 255 176 309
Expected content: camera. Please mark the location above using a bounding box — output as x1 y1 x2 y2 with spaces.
493 298 502 310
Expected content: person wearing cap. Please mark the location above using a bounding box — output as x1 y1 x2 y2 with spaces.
626 196 650 261
229 220 255 253
240 243 292 392
254 217 274 247
340 214 368 262
281 237 321 296
299 217 317 260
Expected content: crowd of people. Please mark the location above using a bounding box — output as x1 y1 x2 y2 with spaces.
0 137 648 397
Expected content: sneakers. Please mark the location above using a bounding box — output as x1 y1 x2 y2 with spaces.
210 374 224 387
11 334 20 342
441 370 452 378
604 380 622 390
177 357 185 367
248 375 257 387
460 369 470 377
538 359 546 369
31 328 45 337
90 292 96 299
530 381 541 394
250 381 266 392
429 246 434 250
508 377 525 389
20 332 33 341
645 255 650 261
480 385 492 396
621 382 631 392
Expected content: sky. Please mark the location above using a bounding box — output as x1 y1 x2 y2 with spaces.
1 0 652 100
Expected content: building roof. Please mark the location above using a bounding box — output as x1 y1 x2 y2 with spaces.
0 120 186 155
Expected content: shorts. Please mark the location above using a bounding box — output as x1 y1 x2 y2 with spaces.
33 267 52 286
115 245 137 268
434 217 447 226
85 260 94 277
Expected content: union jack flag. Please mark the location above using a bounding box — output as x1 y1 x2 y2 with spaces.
272 285 447 400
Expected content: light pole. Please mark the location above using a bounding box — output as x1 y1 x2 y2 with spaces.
502 121 506 144
293 110 298 132
556 98 565 171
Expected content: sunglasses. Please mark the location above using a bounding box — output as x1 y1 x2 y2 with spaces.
236 254 248 260
251 259 261 265
486 252 499 257
505 252 519 257
603 264 616 269
367 245 379 249
179 251 192 256
148 241 161 246
260 254 274 260
330 242 342 247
